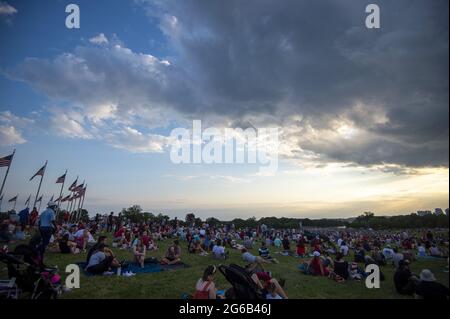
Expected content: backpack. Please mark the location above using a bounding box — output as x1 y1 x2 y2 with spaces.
193 281 212 299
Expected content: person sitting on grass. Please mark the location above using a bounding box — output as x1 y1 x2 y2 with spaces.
86 235 108 263
74 228 95 252
147 234 158 251
259 241 271 259
296 239 307 257
330 252 349 282
113 224 125 245
250 272 288 299
282 235 293 256
415 269 449 299
122 230 132 249
265 281 283 299
133 238 146 268
212 239 227 260
308 251 329 276
429 244 444 258
394 259 418 295
371 247 386 265
258 242 278 263
161 240 182 265
193 238 208 256
193 265 224 299
85 243 119 276
393 247 405 268
58 233 80 254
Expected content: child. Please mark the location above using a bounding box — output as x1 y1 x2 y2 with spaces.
265 282 282 299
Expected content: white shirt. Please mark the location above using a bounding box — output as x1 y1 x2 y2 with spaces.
212 245 225 255
340 245 349 256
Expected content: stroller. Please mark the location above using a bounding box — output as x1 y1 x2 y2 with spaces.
0 244 62 299
218 264 265 299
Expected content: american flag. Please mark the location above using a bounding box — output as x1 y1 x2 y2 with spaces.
0 153 13 167
61 195 71 202
56 173 66 184
68 178 78 191
8 195 18 203
73 182 84 193
30 163 46 181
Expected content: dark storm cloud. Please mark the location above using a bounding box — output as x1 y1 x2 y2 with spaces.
143 0 448 167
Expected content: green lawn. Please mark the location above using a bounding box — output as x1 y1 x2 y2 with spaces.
2 235 449 299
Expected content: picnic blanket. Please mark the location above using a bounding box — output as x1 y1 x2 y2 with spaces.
76 261 190 276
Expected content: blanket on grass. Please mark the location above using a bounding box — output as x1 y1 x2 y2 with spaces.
76 261 190 276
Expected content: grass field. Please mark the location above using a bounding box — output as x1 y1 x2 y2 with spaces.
2 235 449 299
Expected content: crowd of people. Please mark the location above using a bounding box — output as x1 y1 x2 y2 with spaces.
1 202 449 299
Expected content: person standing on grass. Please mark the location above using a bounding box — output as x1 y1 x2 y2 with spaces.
38 201 57 256
107 212 114 232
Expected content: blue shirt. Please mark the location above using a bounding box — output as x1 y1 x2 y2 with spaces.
18 208 29 223
39 208 55 228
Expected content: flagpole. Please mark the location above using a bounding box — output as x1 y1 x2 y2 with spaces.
26 194 31 209
0 149 15 199
57 170 67 210
38 198 42 211
0 196 2 212
80 184 87 210
33 160 47 208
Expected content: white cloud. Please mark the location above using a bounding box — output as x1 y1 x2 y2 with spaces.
0 2 17 16
89 33 109 45
49 108 92 139
106 126 172 153
0 125 26 146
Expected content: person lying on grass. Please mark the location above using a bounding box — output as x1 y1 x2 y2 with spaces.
193 265 224 299
85 243 121 275
241 248 273 265
161 240 182 265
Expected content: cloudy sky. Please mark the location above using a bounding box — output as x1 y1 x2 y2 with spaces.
0 0 448 219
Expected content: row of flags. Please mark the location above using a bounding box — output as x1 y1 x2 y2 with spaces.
0 149 88 212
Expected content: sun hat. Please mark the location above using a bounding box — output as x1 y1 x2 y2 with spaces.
420 269 436 282
47 201 57 207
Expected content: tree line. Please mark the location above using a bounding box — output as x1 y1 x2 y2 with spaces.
113 206 449 230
